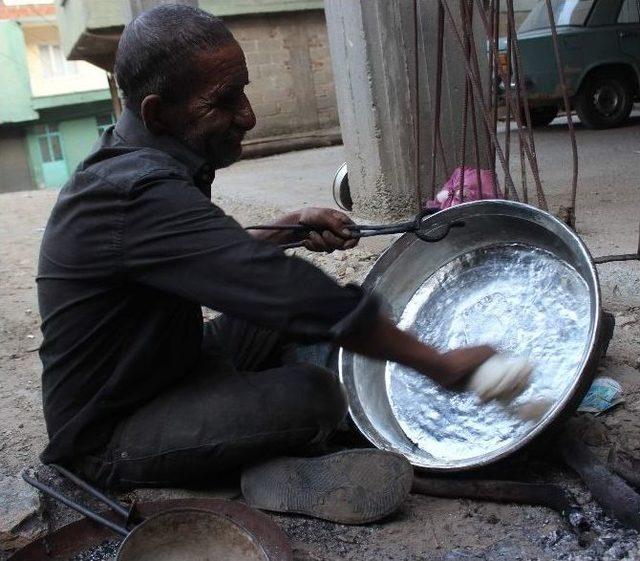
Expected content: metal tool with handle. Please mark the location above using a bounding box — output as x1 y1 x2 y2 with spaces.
246 208 465 249
23 464 133 537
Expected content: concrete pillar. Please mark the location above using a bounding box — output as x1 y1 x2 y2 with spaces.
325 0 491 220
122 0 198 22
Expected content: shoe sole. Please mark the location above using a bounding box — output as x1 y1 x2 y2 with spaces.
241 449 413 524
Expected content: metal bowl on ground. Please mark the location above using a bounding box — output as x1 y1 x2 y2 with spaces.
340 200 602 472
117 508 269 561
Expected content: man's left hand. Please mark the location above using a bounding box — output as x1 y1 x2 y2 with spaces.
298 208 359 253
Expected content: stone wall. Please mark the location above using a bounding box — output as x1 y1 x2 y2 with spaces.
225 9 339 143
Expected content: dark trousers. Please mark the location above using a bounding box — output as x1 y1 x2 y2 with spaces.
78 316 348 489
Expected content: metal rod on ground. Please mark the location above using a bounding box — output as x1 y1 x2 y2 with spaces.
593 254 640 264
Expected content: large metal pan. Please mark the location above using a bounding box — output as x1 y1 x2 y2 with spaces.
340 200 602 472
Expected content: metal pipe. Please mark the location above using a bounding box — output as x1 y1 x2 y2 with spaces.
22 473 129 537
51 464 132 521
593 254 640 265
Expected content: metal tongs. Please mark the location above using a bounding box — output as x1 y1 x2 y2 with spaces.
247 208 465 249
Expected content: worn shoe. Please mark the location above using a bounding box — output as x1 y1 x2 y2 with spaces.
241 449 413 524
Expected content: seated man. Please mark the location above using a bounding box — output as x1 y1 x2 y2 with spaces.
37 5 493 524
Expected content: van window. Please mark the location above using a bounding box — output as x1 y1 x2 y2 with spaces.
618 0 640 23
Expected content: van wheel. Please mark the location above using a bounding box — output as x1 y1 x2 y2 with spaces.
575 72 634 129
526 105 559 128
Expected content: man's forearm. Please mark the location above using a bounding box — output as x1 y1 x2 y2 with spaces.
248 207 357 252
339 316 448 382
339 315 495 387
248 210 303 244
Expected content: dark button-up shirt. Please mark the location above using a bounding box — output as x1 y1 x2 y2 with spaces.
37 109 377 464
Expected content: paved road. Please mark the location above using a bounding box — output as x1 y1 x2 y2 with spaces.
517 109 640 258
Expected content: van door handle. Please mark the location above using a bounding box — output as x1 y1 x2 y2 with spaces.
619 30 638 38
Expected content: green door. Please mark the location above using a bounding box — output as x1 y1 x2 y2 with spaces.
35 123 69 188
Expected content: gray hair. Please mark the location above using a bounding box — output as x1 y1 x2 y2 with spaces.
115 4 235 114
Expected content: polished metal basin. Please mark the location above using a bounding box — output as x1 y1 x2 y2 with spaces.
340 200 601 472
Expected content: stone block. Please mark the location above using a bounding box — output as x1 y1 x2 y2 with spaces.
0 472 45 552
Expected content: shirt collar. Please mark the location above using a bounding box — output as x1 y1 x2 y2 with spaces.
114 108 215 193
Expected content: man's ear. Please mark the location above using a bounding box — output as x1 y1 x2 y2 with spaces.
140 94 168 135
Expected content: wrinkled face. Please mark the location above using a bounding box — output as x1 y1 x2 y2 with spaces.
166 41 256 169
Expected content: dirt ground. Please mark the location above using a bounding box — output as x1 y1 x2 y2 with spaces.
1 119 639 560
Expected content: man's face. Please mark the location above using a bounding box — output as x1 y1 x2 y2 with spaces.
167 41 256 169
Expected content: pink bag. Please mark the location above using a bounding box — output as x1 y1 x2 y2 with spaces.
427 167 501 210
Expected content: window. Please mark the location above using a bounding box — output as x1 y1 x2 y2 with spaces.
519 0 595 33
618 0 640 23
96 113 116 136
38 44 78 79
35 124 64 163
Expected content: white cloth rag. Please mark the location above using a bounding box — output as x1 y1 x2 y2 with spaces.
466 355 554 421
466 354 533 403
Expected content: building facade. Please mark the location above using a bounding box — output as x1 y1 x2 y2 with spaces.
0 0 113 192
2 0 537 194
